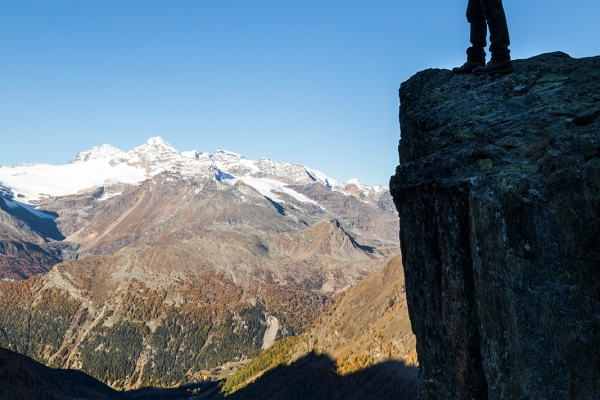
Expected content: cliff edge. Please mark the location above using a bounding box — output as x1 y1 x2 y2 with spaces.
390 52 600 399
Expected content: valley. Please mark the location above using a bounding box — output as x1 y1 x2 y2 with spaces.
0 137 410 394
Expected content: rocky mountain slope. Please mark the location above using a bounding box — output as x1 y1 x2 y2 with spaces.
0 186 77 281
220 255 417 397
390 52 600 399
0 137 395 280
0 138 398 389
1 255 418 400
299 254 416 371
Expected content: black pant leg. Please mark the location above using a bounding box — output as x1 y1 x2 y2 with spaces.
466 0 487 62
480 0 511 61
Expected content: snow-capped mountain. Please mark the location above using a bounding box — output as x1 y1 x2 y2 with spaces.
0 136 400 387
70 144 124 163
0 136 397 282
181 149 205 159
0 136 385 207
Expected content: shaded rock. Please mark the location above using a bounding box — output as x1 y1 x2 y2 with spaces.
390 52 600 399
222 352 418 400
0 347 123 400
0 195 71 280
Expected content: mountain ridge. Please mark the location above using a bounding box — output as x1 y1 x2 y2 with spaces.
0 136 397 281
1 136 399 390
1 136 385 207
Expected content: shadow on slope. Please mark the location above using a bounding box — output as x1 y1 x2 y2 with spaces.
0 347 417 400
218 352 418 400
0 195 68 280
124 352 418 400
126 381 220 400
0 347 124 400
0 197 64 241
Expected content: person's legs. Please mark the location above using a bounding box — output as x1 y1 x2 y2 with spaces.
454 0 512 74
479 0 510 61
471 0 513 74
452 0 487 74
466 0 487 63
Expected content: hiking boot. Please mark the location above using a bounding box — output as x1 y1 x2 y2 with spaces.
452 60 485 74
472 59 514 75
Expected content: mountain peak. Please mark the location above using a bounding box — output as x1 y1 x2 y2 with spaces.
342 178 387 197
181 150 206 159
70 144 123 163
212 148 248 168
144 136 178 153
213 148 244 158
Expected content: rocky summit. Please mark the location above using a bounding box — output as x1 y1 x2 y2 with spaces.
390 52 600 399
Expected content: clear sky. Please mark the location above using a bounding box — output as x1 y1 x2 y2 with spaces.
1 0 599 186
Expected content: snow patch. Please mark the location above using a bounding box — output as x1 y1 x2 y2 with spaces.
98 192 123 202
0 159 146 203
305 167 343 190
212 149 260 174
226 176 320 206
181 150 204 159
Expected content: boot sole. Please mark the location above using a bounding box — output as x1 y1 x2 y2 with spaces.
472 66 514 76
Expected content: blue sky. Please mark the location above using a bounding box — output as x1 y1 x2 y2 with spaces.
1 1 599 186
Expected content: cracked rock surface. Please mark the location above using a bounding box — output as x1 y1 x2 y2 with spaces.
390 52 600 399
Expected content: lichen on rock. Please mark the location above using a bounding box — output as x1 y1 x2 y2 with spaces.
390 52 600 399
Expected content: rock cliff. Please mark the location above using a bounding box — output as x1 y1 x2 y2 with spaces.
390 52 600 399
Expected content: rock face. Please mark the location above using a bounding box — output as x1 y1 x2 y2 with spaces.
0 192 76 281
390 52 600 399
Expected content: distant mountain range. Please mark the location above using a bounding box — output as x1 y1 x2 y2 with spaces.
0 136 396 281
0 137 399 390
1 136 386 207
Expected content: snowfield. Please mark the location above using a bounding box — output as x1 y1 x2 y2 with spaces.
0 136 386 217
0 159 146 203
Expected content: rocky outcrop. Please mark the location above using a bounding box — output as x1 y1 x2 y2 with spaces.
390 52 600 399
